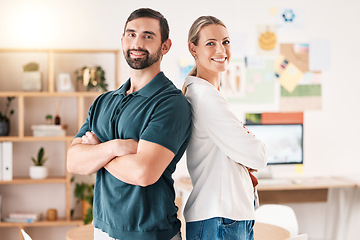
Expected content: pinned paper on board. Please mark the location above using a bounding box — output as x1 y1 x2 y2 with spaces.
178 58 194 87
280 43 309 73
227 58 276 104
269 6 278 16
229 31 249 57
221 58 246 97
276 8 305 29
275 55 304 93
309 39 331 71
257 25 278 55
280 84 322 112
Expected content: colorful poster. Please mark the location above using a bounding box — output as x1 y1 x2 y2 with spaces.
257 25 278 55
221 58 246 97
280 84 322 112
276 8 305 29
274 55 304 93
280 43 309 73
178 58 194 88
226 58 276 104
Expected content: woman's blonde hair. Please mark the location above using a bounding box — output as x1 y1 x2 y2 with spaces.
187 16 227 76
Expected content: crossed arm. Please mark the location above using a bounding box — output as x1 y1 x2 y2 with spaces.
66 131 175 187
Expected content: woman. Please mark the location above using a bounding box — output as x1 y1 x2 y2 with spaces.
183 16 268 240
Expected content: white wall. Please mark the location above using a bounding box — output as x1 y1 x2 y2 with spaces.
1 0 360 239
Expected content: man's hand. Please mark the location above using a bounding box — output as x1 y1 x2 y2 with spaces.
105 140 174 186
67 132 138 175
82 131 101 145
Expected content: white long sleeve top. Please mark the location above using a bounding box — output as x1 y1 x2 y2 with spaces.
183 76 268 222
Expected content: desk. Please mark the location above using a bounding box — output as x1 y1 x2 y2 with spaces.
256 177 355 204
66 224 93 240
177 176 356 204
254 222 290 240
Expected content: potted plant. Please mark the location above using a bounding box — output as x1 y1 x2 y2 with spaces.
45 114 53 124
74 181 94 224
22 62 42 91
0 96 15 136
29 147 48 179
75 66 108 92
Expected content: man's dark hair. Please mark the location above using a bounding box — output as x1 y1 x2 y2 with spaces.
124 8 169 43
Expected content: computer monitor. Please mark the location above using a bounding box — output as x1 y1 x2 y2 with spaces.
245 124 303 165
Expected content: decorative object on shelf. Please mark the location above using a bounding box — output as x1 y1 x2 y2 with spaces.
46 208 58 221
45 114 53 124
55 114 61 125
75 66 108 92
0 96 15 136
55 101 61 125
29 147 48 179
22 62 42 91
56 73 74 92
31 124 66 137
74 181 94 224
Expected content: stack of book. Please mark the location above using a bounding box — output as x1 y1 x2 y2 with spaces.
4 212 42 223
31 125 65 137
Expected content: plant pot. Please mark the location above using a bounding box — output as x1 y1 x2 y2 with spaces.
29 166 48 179
0 121 10 136
82 199 92 220
22 71 42 91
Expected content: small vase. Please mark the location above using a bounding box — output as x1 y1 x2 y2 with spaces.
29 166 48 179
0 121 10 136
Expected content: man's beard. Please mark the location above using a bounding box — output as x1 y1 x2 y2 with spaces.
124 47 162 70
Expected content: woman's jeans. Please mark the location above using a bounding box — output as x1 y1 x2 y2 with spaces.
186 217 254 240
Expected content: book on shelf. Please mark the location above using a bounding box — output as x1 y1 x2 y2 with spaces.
31 124 66 137
4 212 42 223
3 217 38 223
0 195 2 222
1 142 13 181
9 212 42 220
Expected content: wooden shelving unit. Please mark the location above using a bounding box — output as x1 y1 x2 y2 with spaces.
0 48 120 240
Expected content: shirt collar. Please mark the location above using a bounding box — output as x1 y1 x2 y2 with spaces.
113 72 167 97
185 75 214 88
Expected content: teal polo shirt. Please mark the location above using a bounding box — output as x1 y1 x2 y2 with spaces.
75 72 192 239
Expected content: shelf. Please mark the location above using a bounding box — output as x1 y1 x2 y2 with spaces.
0 48 118 239
0 177 67 185
0 48 120 53
0 91 103 97
0 219 83 228
0 136 75 142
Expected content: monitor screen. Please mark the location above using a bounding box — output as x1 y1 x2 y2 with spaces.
245 124 303 165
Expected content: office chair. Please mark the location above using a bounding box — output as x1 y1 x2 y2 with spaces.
21 229 32 240
255 204 299 237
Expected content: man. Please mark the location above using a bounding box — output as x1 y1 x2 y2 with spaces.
67 8 191 240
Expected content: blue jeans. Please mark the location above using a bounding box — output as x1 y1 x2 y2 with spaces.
186 217 254 240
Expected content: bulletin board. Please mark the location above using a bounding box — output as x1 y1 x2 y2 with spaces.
179 6 331 115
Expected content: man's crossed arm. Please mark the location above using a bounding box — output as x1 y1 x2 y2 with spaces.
67 131 174 187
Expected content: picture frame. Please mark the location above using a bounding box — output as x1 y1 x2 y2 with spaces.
56 73 74 92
